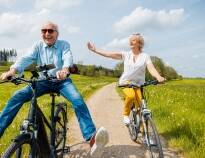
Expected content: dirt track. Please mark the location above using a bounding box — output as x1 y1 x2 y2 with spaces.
64 83 182 158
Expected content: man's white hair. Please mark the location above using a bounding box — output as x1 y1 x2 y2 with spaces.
42 21 59 32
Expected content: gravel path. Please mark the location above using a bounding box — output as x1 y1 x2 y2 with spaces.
64 83 182 158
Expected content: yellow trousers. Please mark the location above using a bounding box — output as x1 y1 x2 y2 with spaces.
122 88 142 116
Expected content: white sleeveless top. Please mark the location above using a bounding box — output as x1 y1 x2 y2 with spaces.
119 51 152 85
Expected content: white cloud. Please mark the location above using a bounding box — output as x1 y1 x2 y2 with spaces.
37 8 51 16
114 7 185 33
0 8 80 38
103 34 150 51
192 54 200 59
0 13 24 37
0 0 16 6
34 0 83 11
104 36 129 51
0 10 52 37
65 26 80 34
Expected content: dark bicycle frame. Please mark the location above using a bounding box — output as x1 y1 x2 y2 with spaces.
1 70 69 157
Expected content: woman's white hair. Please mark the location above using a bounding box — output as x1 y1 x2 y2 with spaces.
132 33 144 51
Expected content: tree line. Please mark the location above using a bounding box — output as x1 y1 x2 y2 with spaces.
27 56 182 80
146 56 182 80
0 49 17 65
0 49 182 80
76 56 182 80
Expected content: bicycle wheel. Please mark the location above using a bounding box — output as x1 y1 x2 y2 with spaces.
128 108 140 141
1 133 41 158
145 117 163 158
54 103 67 157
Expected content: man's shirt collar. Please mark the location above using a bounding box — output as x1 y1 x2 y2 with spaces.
43 40 58 49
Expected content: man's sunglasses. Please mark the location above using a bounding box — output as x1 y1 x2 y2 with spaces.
41 29 57 34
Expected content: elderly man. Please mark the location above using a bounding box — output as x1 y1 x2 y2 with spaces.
0 21 108 157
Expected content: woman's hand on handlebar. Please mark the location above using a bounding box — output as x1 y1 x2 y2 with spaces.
156 76 166 83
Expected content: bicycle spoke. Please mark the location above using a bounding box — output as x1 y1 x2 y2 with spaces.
56 119 64 127
127 108 140 142
54 105 67 157
1 135 42 158
145 117 163 158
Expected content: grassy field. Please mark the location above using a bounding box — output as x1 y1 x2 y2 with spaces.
0 71 205 157
116 79 205 158
0 73 117 155
0 66 10 72
145 79 205 158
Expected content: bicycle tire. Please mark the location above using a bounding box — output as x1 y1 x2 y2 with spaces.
1 133 42 158
145 117 163 158
54 103 67 157
128 108 140 141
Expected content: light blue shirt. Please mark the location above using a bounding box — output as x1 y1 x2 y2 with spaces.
11 40 73 78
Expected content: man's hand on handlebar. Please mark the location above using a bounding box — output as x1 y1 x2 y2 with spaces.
56 68 69 80
0 68 16 81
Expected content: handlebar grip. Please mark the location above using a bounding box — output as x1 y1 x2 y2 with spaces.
69 64 79 74
6 76 13 80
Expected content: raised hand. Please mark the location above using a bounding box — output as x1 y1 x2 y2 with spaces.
87 42 96 52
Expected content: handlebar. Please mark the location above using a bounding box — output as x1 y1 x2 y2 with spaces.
0 76 27 85
0 64 78 85
118 80 159 88
0 75 70 85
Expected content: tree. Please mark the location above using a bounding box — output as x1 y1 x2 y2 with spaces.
114 62 123 77
0 48 17 63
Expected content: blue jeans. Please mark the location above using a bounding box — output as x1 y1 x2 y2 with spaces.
0 78 96 140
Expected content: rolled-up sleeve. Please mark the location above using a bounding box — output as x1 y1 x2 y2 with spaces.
62 42 73 68
10 44 38 74
145 54 152 65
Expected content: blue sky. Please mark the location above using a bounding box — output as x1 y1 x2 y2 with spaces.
0 0 204 77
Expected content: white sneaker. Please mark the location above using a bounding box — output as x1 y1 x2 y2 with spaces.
90 127 109 157
123 115 130 125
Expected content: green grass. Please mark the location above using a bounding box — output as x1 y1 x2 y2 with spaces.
0 74 116 155
143 79 205 158
116 79 205 157
0 66 10 72
1 68 205 157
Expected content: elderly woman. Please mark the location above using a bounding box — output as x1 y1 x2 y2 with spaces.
87 33 165 125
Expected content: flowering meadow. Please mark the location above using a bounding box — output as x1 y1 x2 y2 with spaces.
147 79 205 158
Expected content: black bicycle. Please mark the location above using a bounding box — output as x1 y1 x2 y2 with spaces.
119 80 164 158
1 64 69 158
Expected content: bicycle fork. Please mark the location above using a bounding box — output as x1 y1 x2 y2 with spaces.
141 101 152 147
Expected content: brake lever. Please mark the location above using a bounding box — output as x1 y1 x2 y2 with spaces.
10 77 21 85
